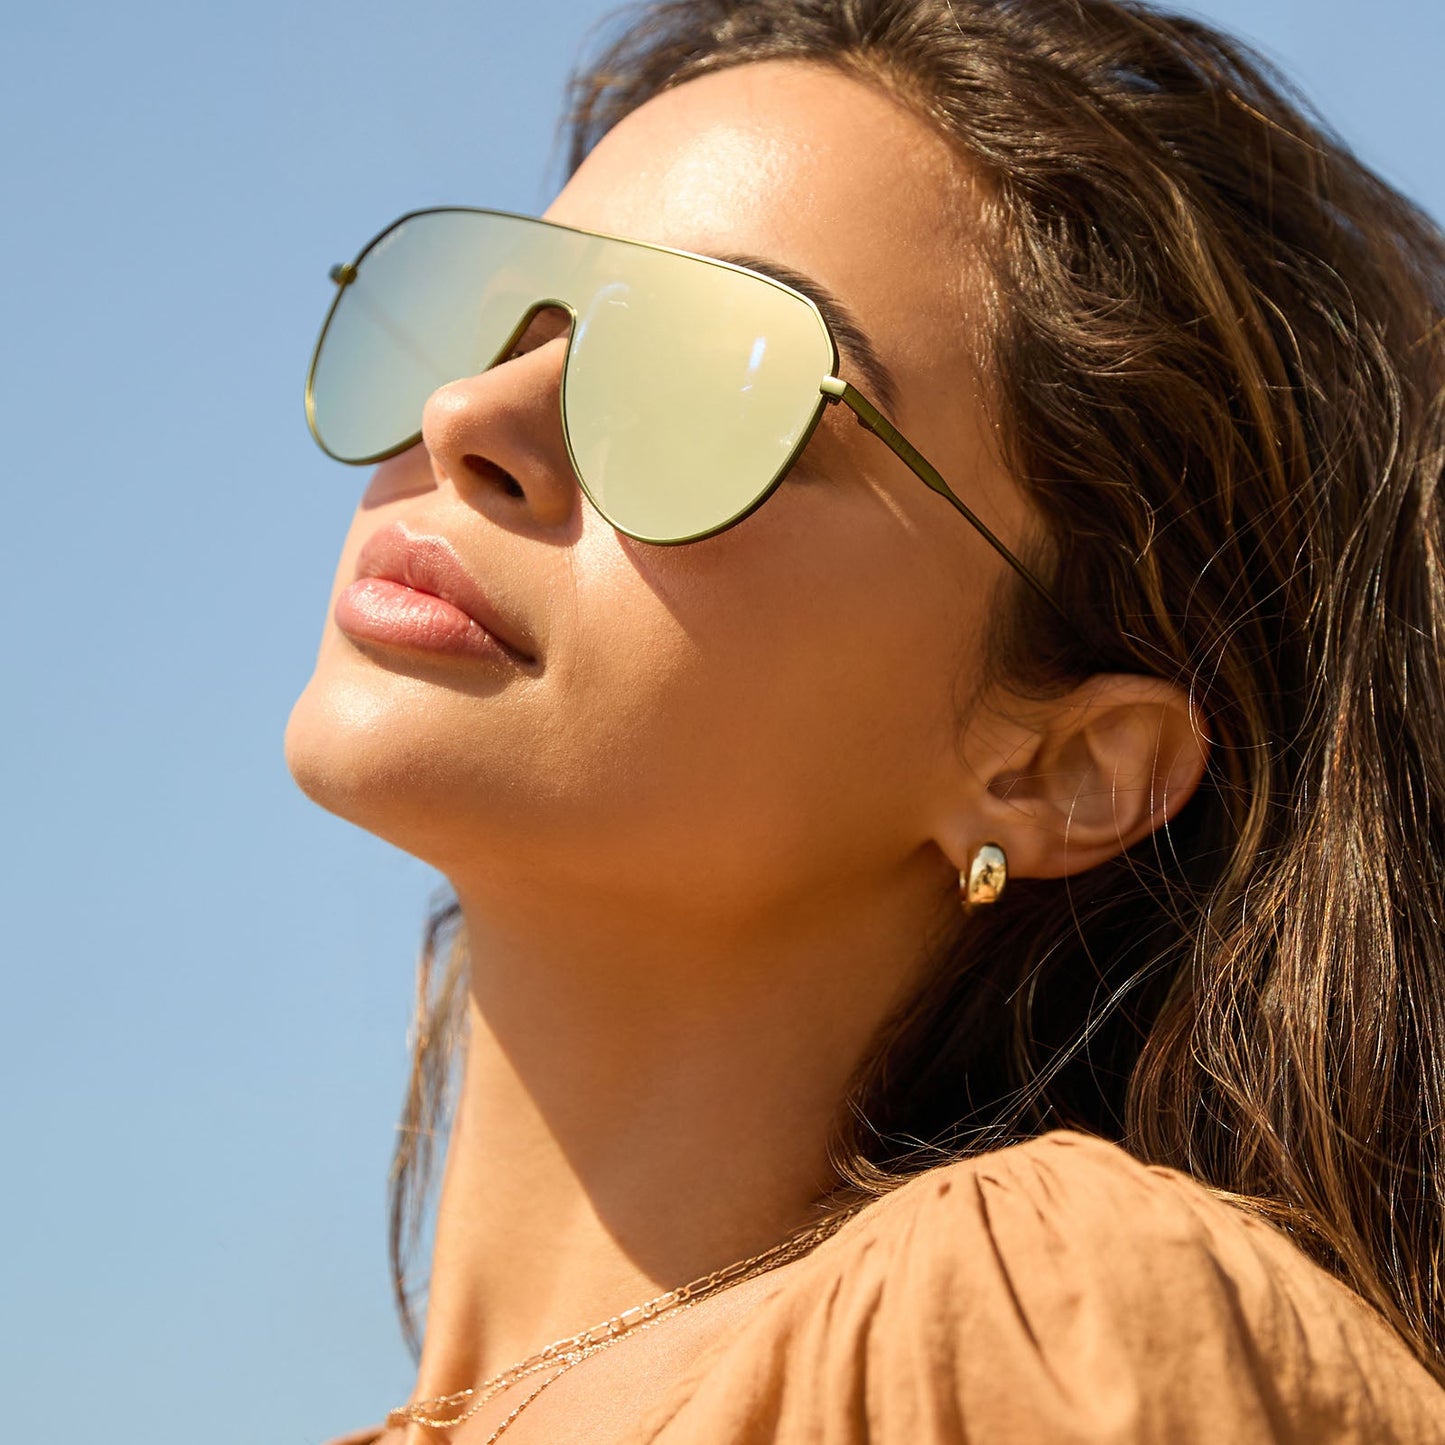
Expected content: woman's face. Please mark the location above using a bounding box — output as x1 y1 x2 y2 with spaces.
286 60 1034 931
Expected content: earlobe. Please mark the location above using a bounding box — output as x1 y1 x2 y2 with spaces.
977 675 1210 881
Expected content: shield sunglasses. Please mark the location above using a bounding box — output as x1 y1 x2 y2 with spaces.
305 206 1059 612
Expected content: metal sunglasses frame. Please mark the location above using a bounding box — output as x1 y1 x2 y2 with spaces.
305 206 1064 621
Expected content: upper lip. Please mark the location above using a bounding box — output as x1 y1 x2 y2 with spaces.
353 523 537 664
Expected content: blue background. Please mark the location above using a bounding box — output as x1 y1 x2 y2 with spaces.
3 2 1440 1440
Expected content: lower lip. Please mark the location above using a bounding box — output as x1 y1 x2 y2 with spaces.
334 578 524 663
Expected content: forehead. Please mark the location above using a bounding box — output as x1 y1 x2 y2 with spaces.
544 61 984 390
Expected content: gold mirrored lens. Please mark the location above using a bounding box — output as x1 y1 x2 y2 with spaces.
308 211 534 464
306 209 837 541
561 239 836 542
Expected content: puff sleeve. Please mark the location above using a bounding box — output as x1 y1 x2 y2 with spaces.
635 1132 1445 1444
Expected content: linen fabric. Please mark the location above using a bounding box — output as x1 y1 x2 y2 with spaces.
322 1131 1445 1444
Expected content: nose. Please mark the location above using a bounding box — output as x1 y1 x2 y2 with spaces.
420 318 580 538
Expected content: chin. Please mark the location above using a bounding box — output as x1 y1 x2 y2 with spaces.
283 664 451 852
286 673 390 826
283 658 557 884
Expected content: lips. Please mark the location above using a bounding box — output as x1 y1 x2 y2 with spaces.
337 522 537 665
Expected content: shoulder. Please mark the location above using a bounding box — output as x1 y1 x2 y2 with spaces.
847 1132 1356 1353
853 1127 1314 1312
639 1131 1445 1444
854 1133 1442 1439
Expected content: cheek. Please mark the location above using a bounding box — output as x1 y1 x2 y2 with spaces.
552 505 972 876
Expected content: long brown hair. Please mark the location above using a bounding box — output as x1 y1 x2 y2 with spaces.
390 0 1445 1379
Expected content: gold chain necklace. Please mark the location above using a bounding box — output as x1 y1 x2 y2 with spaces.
387 1205 861 1439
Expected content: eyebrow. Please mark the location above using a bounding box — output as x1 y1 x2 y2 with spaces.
712 252 900 418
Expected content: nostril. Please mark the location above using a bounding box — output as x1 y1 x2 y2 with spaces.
463 454 525 499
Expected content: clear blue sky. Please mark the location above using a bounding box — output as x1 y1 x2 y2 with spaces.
3 2 1440 1440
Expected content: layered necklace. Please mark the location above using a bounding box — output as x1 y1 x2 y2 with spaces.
386 1205 861 1442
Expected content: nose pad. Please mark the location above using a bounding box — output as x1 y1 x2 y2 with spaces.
420 305 579 533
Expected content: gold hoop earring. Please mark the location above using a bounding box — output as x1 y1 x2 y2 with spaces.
961 843 1008 907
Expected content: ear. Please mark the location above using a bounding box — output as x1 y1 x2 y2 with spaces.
963 675 1210 881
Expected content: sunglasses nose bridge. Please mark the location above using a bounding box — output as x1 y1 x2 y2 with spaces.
491 296 579 371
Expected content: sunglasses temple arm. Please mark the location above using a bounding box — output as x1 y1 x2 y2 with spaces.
821 378 1070 628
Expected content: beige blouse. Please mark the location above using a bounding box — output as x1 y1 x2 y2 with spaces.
324 1131 1445 1443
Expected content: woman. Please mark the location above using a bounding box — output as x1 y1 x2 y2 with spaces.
292 0 1445 1439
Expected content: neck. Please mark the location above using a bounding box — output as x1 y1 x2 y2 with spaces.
407 862 948 1398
